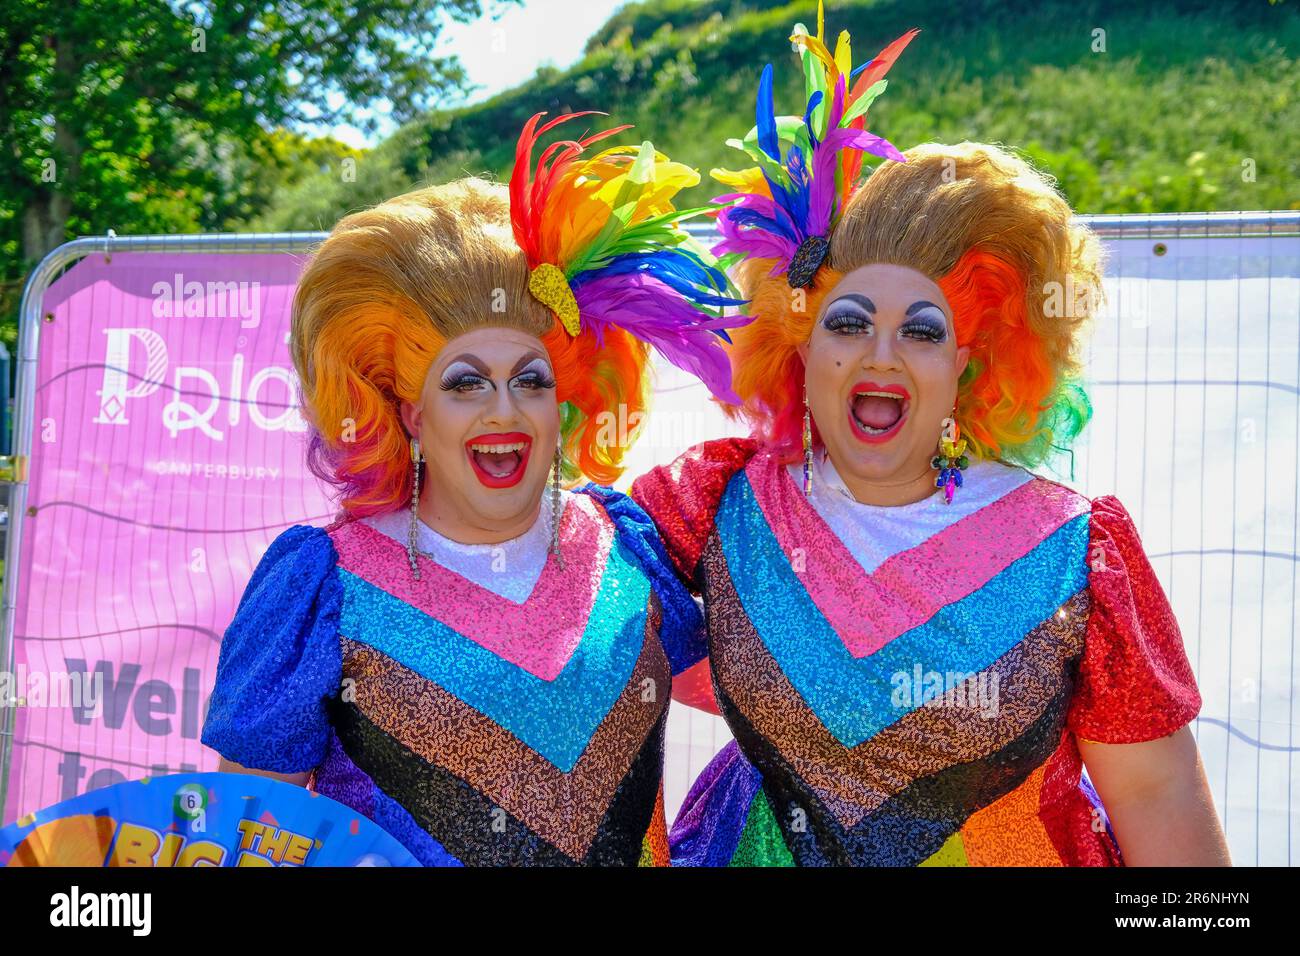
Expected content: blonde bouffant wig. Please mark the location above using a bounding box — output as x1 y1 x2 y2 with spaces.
290 177 650 517
724 141 1105 468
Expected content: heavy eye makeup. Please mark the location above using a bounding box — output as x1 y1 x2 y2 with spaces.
821 295 949 344
510 356 556 391
438 357 556 394
820 293 874 335
898 302 949 343
439 360 491 393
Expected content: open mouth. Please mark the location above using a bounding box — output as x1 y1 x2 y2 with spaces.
847 383 910 443
465 432 532 488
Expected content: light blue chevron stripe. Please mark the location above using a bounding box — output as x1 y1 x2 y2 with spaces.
716 471 1090 747
335 537 650 772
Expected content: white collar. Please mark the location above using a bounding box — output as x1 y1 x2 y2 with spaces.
811 447 859 503
786 446 1027 511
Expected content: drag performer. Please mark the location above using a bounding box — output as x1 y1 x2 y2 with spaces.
201 111 748 866
631 6 1230 866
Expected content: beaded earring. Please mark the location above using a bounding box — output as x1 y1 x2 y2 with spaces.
407 437 424 580
802 381 814 497
549 438 565 569
931 411 969 504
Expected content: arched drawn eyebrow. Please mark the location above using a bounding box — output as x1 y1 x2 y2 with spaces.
907 300 947 316
443 353 488 375
826 293 876 313
443 351 548 377
511 351 549 375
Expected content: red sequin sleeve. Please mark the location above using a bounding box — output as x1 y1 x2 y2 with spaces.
1067 495 1202 743
630 437 758 715
628 436 760 591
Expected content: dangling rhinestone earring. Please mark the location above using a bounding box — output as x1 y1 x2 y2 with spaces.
549 438 565 569
802 381 814 497
930 407 969 505
407 437 424 581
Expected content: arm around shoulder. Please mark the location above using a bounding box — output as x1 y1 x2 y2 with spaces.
628 436 759 589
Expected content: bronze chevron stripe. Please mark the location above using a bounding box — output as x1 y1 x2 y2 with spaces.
702 531 1090 829
337 595 671 859
330 696 668 865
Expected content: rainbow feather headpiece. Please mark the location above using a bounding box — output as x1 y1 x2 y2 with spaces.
510 111 750 403
711 3 918 287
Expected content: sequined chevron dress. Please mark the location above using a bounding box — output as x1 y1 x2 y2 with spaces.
202 485 703 866
631 439 1202 867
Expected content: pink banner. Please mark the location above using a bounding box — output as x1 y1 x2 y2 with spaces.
3 250 335 825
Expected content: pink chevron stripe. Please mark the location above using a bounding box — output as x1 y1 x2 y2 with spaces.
328 494 615 680
745 454 1090 658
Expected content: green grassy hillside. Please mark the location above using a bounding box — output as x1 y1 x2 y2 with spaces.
247 0 1299 231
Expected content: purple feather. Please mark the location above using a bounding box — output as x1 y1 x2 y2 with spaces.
712 210 799 266
711 191 802 265
826 73 847 133
575 273 751 404
808 126 906 234
715 191 801 240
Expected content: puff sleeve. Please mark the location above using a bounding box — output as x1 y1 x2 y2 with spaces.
1067 495 1202 743
201 525 344 774
578 483 706 677
628 436 759 590
628 438 760 714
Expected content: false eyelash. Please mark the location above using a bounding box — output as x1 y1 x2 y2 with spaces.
439 373 487 392
824 312 872 332
513 371 557 390
900 322 947 342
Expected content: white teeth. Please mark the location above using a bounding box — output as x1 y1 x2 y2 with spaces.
469 441 527 454
850 391 906 434
852 415 894 435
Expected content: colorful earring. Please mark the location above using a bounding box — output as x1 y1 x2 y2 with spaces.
549 438 565 568
931 412 969 505
407 437 424 580
802 382 814 497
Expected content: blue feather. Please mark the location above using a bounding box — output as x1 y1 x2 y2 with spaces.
728 204 801 244
760 169 807 242
786 145 812 227
802 91 824 150
757 64 780 163
573 251 746 310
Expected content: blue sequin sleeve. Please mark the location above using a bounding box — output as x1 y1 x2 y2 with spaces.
576 483 707 676
201 525 344 774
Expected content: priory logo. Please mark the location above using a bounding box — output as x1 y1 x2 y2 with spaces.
49 885 151 936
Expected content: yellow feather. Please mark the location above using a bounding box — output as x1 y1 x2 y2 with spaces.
711 165 771 199
791 32 838 78
541 146 702 265
833 30 852 81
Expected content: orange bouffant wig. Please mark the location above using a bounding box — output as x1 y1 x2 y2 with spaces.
290 177 650 517
724 141 1105 468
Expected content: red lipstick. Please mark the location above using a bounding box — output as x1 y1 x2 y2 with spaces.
847 381 911 444
465 431 532 488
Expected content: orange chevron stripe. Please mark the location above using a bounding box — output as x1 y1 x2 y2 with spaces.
959 762 1063 865
639 785 671 867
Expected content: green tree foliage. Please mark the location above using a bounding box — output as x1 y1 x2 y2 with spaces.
0 0 515 345
255 0 1298 235
4 0 1297 348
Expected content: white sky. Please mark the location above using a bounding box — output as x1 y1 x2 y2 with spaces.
322 0 633 149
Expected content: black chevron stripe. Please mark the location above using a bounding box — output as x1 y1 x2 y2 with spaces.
328 696 666 866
